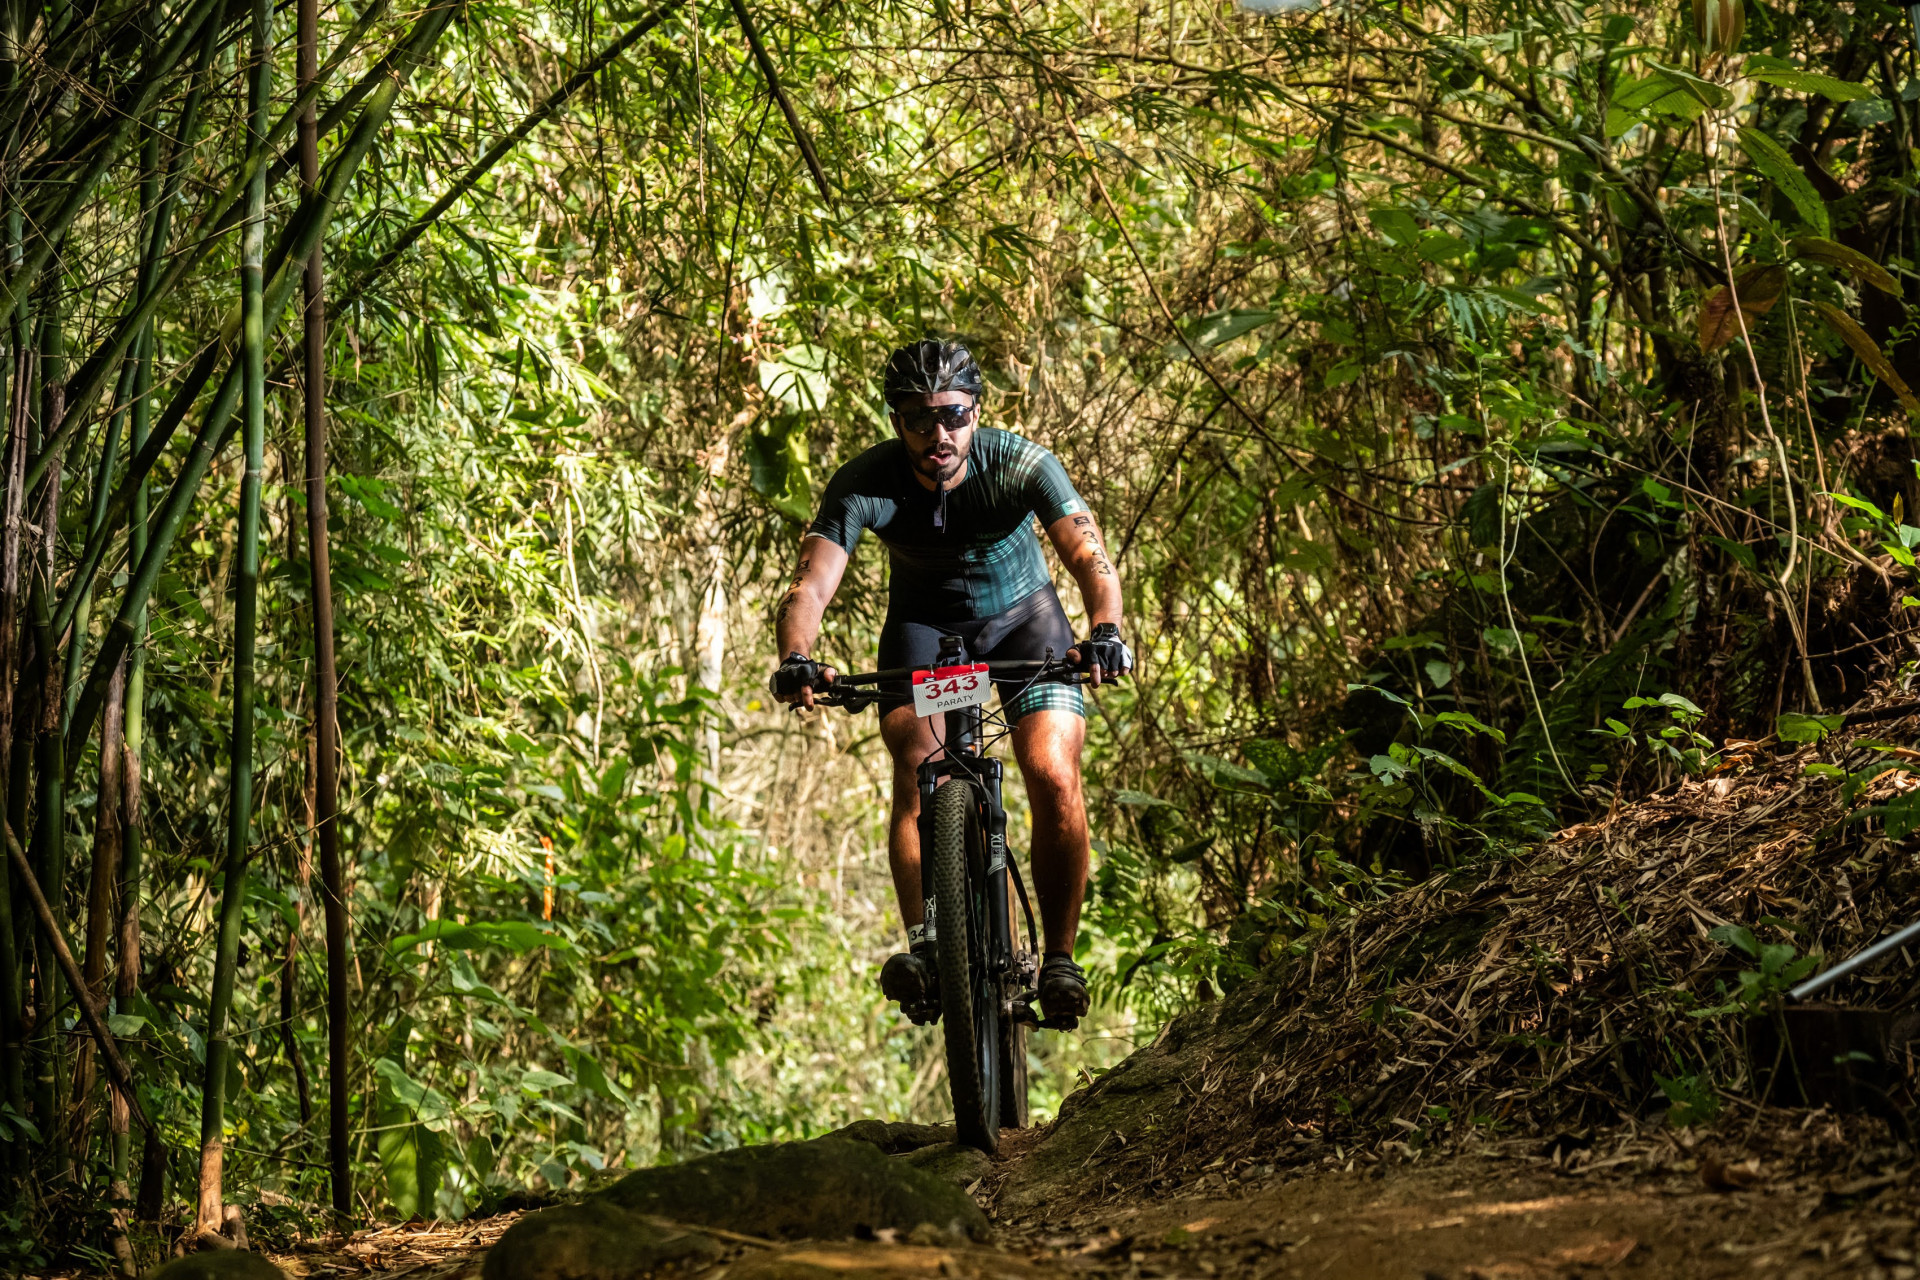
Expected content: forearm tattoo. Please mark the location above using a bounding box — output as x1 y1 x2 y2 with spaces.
1072 515 1114 576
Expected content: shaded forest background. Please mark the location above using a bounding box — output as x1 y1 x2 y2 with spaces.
2 0 1916 1262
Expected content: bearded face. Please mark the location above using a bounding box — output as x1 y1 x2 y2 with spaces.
893 390 977 488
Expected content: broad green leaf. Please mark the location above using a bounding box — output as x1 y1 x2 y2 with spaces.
1826 491 1888 519
1736 128 1831 237
377 1121 444 1219
1646 61 1734 110
1790 236 1901 296
390 919 575 955
1189 309 1276 347
1776 711 1845 743
1709 923 1759 957
1366 207 1421 245
1706 535 1758 573
1430 710 1506 744
1750 70 1875 100
1880 790 1920 839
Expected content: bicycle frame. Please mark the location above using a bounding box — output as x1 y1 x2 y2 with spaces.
920 629 1018 972
915 696 1017 981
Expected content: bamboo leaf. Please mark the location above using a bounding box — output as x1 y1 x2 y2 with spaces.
1810 299 1920 416
1790 236 1902 296
1736 127 1832 237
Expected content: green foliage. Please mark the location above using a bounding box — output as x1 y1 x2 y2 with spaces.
1654 1070 1723 1127
1696 924 1820 1015
14 0 1920 1250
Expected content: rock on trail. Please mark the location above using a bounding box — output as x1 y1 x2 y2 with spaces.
482 1134 988 1280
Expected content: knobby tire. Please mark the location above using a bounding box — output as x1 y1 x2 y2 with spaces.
932 777 999 1152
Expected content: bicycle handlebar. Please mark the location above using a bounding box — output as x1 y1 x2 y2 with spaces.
807 659 1090 710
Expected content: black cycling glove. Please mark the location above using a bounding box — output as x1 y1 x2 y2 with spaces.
769 652 824 697
1074 623 1133 678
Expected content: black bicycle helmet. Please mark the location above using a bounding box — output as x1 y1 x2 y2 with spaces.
882 338 984 408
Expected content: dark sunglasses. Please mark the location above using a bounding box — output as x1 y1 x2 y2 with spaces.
898 402 977 437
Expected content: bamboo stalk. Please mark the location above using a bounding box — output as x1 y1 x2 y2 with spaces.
197 0 270 1234
67 657 121 1164
0 0 226 334
2 818 151 1139
298 0 350 1219
64 0 459 769
123 277 156 1235
25 0 404 495
61 357 135 725
109 90 160 1263
0 93 21 1179
725 0 833 207
28 278 64 1178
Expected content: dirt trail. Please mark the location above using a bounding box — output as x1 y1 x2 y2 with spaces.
990 1140 1913 1280
251 1122 1918 1280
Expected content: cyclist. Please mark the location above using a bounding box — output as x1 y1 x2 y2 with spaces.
769 338 1132 1028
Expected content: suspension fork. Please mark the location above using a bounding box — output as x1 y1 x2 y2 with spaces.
914 699 1013 974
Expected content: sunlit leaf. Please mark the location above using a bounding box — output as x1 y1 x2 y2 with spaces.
1736 127 1831 236
1790 236 1900 296
1810 299 1920 416
1749 70 1874 100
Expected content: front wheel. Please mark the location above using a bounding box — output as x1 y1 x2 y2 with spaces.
931 778 999 1152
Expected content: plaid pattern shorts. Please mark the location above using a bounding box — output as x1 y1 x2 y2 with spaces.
875 584 1086 721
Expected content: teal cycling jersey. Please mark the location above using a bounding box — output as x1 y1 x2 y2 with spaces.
806 428 1087 621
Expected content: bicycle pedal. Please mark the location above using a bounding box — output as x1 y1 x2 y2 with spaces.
1011 1000 1077 1031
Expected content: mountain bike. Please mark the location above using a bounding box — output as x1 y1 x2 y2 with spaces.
810 636 1089 1153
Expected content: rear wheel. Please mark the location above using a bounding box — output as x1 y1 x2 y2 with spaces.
931 778 999 1152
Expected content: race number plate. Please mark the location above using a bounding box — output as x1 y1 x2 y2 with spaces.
911 662 992 717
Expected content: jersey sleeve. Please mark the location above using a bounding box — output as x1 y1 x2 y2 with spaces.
805 460 868 553
1021 440 1087 525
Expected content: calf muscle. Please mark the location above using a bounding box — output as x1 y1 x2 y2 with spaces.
1013 710 1088 955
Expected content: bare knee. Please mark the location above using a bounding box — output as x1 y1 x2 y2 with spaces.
884 709 936 814
1015 712 1085 806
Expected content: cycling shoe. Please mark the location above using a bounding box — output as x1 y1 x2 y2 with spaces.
881 943 941 1025
1039 952 1089 1026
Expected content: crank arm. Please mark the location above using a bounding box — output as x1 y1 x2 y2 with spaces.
1011 993 1080 1031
